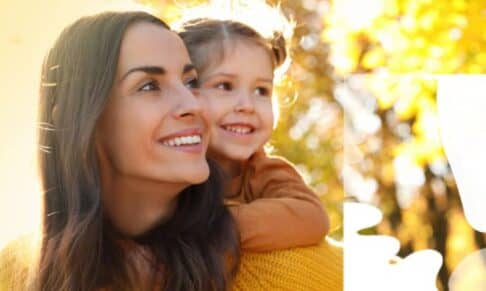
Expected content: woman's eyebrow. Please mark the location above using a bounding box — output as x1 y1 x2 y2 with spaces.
120 64 195 82
120 65 166 82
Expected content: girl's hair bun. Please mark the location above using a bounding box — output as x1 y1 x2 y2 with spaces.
270 31 287 69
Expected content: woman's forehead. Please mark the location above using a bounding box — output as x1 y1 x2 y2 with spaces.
117 22 191 74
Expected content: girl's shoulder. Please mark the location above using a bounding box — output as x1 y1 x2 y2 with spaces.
248 148 291 165
247 148 300 175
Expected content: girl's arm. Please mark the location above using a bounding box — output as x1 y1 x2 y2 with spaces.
229 150 330 252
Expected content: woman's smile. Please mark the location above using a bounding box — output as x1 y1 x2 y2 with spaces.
159 127 205 153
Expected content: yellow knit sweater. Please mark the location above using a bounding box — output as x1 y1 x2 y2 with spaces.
0 237 343 290
232 238 343 291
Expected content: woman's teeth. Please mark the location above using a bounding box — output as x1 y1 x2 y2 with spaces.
162 135 201 147
223 125 252 134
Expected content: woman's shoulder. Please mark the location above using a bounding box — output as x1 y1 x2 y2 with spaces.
0 233 38 290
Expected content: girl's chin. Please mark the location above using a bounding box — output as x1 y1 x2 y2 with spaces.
217 152 253 163
225 146 259 160
230 149 258 160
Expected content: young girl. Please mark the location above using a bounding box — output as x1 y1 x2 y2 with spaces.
178 16 330 252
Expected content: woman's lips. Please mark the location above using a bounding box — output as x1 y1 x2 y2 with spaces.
158 128 204 153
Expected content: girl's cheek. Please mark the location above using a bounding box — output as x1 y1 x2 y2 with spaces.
202 101 220 126
197 91 215 115
197 95 210 112
198 105 211 127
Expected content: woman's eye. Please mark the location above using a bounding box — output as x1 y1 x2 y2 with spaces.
215 82 233 91
138 80 159 92
185 77 200 89
255 87 271 97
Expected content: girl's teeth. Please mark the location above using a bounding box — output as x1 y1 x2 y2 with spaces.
225 126 251 134
163 135 201 147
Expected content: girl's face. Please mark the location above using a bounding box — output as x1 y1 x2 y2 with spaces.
96 22 210 186
199 40 274 163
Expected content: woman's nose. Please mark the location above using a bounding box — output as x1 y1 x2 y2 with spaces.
173 85 204 119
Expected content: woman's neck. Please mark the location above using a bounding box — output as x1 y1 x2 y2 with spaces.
100 171 187 237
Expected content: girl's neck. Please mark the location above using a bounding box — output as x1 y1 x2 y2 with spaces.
210 153 246 178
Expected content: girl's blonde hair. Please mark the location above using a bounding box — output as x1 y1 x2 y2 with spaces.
175 0 293 80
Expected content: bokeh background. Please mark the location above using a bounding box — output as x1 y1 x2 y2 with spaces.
142 1 486 290
1 0 486 290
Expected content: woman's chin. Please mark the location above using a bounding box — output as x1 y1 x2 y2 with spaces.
184 163 210 184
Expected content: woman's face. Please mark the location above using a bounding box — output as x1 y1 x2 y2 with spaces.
96 22 210 186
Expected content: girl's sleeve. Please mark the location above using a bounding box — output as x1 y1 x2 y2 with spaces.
230 151 330 252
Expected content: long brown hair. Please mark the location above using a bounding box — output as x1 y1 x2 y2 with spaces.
35 11 239 291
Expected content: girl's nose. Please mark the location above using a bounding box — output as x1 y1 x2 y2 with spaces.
234 90 255 113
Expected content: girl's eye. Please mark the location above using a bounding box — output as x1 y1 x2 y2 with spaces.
185 77 200 89
254 87 271 97
215 82 233 91
138 80 160 92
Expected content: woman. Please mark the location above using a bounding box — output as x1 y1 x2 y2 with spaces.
2 11 239 291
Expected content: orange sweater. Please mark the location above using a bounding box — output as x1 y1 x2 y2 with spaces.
225 150 329 252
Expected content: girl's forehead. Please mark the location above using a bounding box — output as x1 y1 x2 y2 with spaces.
200 38 274 78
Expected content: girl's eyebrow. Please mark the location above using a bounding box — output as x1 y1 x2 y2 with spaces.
207 72 235 79
257 77 273 84
120 64 195 82
204 72 272 83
